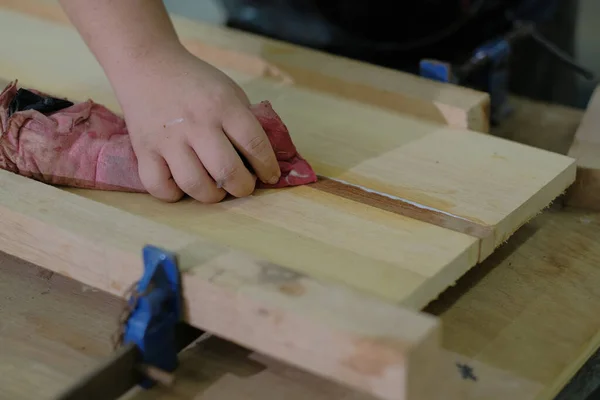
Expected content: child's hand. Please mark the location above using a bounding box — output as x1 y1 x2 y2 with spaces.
115 47 281 202
58 0 280 203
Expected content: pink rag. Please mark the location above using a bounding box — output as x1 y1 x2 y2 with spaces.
0 81 317 193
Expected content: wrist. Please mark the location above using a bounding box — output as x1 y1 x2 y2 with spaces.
103 38 186 86
59 0 188 101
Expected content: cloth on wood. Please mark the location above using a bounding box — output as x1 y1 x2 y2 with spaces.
0 81 317 193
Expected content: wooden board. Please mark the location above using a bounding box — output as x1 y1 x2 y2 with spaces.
0 168 446 400
0 15 595 397
566 85 600 210
0 168 546 400
0 0 491 133
0 4 576 263
5 203 600 400
0 3 582 398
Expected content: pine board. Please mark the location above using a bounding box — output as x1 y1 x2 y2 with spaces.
0 0 491 133
0 3 576 304
0 168 444 400
6 205 600 400
0 3 595 398
67 188 478 309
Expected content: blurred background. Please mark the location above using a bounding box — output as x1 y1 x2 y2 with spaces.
163 0 600 110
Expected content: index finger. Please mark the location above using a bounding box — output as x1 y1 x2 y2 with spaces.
222 105 281 185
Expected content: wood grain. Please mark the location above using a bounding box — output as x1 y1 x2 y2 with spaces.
66 186 479 309
0 6 576 264
0 169 444 400
8 207 600 400
0 251 547 400
0 6 595 398
0 0 491 133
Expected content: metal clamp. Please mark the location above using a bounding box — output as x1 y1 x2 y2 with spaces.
419 20 594 126
55 245 202 400
122 245 182 387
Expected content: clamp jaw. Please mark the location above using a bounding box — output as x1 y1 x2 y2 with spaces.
419 21 594 126
419 23 532 125
121 245 182 388
55 245 203 400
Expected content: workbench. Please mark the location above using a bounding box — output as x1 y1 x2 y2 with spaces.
2 93 598 400
0 0 597 398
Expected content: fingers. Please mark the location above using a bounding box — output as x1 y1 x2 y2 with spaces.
162 142 227 203
137 152 184 203
189 127 257 198
222 106 281 185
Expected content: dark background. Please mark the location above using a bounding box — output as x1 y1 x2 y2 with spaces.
163 0 600 109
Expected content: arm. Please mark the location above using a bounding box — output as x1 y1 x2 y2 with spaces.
58 0 281 202
58 0 182 102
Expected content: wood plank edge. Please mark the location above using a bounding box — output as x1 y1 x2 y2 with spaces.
0 169 442 400
238 60 490 132
176 25 491 133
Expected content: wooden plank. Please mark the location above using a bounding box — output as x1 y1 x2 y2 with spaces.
0 6 576 264
427 207 600 400
0 6 488 310
0 0 491 133
0 257 121 400
8 205 600 400
0 252 548 400
1 71 596 400
67 188 479 309
0 168 443 400
565 85 600 210
237 78 575 259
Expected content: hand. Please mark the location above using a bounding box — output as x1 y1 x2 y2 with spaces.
114 46 281 203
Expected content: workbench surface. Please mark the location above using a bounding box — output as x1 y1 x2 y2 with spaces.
2 96 599 400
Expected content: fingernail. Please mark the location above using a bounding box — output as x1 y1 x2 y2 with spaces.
268 175 280 184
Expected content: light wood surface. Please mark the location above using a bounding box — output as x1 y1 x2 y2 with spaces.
0 6 572 252
0 168 447 400
0 258 120 400
0 0 491 133
5 202 600 400
0 1 576 274
0 1 596 399
566 86 600 210
66 187 479 309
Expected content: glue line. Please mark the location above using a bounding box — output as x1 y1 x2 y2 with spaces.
321 176 473 223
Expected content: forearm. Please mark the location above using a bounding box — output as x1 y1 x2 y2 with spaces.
58 0 184 92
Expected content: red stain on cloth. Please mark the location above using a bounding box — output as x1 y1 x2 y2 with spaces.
0 81 316 193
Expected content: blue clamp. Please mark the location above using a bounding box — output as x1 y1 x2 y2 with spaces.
122 245 182 388
419 37 513 125
419 59 455 84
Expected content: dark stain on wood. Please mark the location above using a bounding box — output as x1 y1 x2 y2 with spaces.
258 261 304 284
312 177 493 240
258 262 307 297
